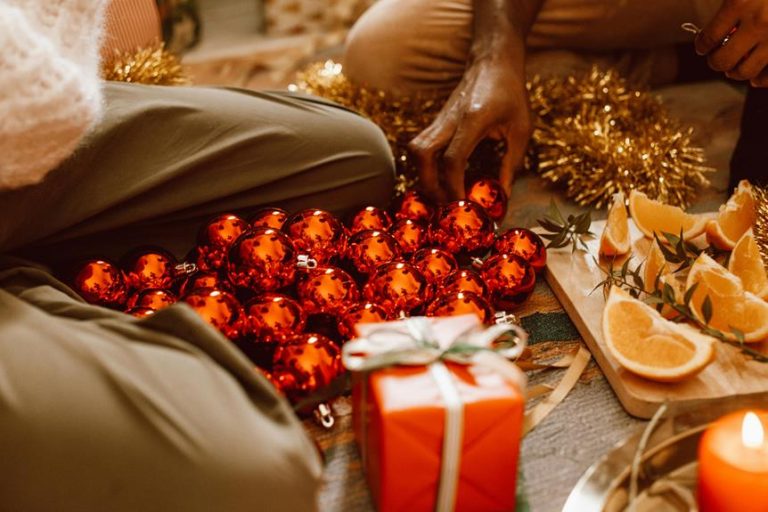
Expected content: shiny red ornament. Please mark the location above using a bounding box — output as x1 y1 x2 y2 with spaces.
196 213 250 271
392 190 435 222
390 219 428 255
431 200 495 256
441 269 489 297
72 259 128 308
227 228 296 292
348 206 392 235
426 291 494 324
481 254 536 310
282 208 346 264
125 307 156 318
244 293 305 343
183 288 244 340
123 247 178 291
271 333 344 403
178 271 230 297
412 248 458 285
364 261 429 315
494 227 547 273
345 229 401 275
337 302 391 340
467 177 508 222
297 266 359 316
251 207 289 230
127 288 177 310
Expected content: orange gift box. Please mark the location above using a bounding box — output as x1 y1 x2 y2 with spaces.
348 316 526 512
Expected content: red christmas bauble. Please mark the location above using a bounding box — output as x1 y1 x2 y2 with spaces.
178 271 231 297
364 261 429 315
271 333 344 403
441 269 489 297
183 288 244 340
244 293 305 343
227 228 296 292
297 266 359 316
196 213 250 271
282 208 346 264
123 247 178 291
481 254 536 310
426 291 494 324
345 229 401 275
390 219 428 255
431 200 495 256
125 307 156 318
337 302 391 340
494 228 547 273
467 177 508 221
72 259 128 308
392 190 435 222
348 206 392 235
412 248 458 285
127 288 177 310
251 207 289 230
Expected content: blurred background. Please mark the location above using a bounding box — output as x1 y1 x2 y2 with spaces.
158 0 373 89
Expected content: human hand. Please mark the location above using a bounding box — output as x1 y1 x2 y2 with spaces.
407 56 531 202
695 0 768 86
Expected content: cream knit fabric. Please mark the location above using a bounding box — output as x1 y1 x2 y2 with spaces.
0 0 106 190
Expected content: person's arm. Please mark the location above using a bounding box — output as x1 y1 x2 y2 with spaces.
695 0 768 86
408 0 544 201
0 1 105 190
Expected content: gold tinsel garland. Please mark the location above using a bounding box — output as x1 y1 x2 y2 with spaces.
102 43 189 86
756 186 768 270
296 61 712 206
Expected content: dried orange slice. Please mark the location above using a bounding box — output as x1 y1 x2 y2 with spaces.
602 287 715 382
728 231 768 300
706 180 756 250
600 193 631 257
628 190 707 241
686 253 768 342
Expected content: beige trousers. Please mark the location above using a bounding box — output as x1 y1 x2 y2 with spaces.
345 0 722 94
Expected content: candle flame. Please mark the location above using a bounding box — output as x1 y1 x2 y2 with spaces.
742 412 764 449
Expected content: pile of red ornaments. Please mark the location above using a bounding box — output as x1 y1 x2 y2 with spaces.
68 177 546 405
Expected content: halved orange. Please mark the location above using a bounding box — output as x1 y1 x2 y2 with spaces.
628 190 708 241
600 193 631 257
728 230 768 300
686 253 768 342
706 180 756 250
602 287 715 382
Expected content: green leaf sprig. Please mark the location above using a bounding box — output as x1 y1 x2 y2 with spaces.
537 200 593 253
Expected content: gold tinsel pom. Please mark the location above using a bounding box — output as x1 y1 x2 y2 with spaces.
102 43 189 86
296 61 711 206
756 186 768 270
528 68 712 208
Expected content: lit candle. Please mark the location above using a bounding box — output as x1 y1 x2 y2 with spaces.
698 410 768 512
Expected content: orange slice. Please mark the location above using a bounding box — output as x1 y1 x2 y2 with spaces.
686 253 768 342
602 287 715 382
728 231 768 300
600 193 631 257
706 180 756 250
628 190 707 241
643 238 670 294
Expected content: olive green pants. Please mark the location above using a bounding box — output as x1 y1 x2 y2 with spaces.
0 83 395 511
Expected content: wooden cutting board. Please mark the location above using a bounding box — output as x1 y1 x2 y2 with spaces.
541 219 768 419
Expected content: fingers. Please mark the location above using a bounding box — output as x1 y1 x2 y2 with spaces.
707 27 758 72
696 1 741 56
729 44 768 80
749 67 768 87
409 118 455 203
443 112 486 200
498 132 528 198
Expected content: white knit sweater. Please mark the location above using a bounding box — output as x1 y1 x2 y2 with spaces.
0 0 106 190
